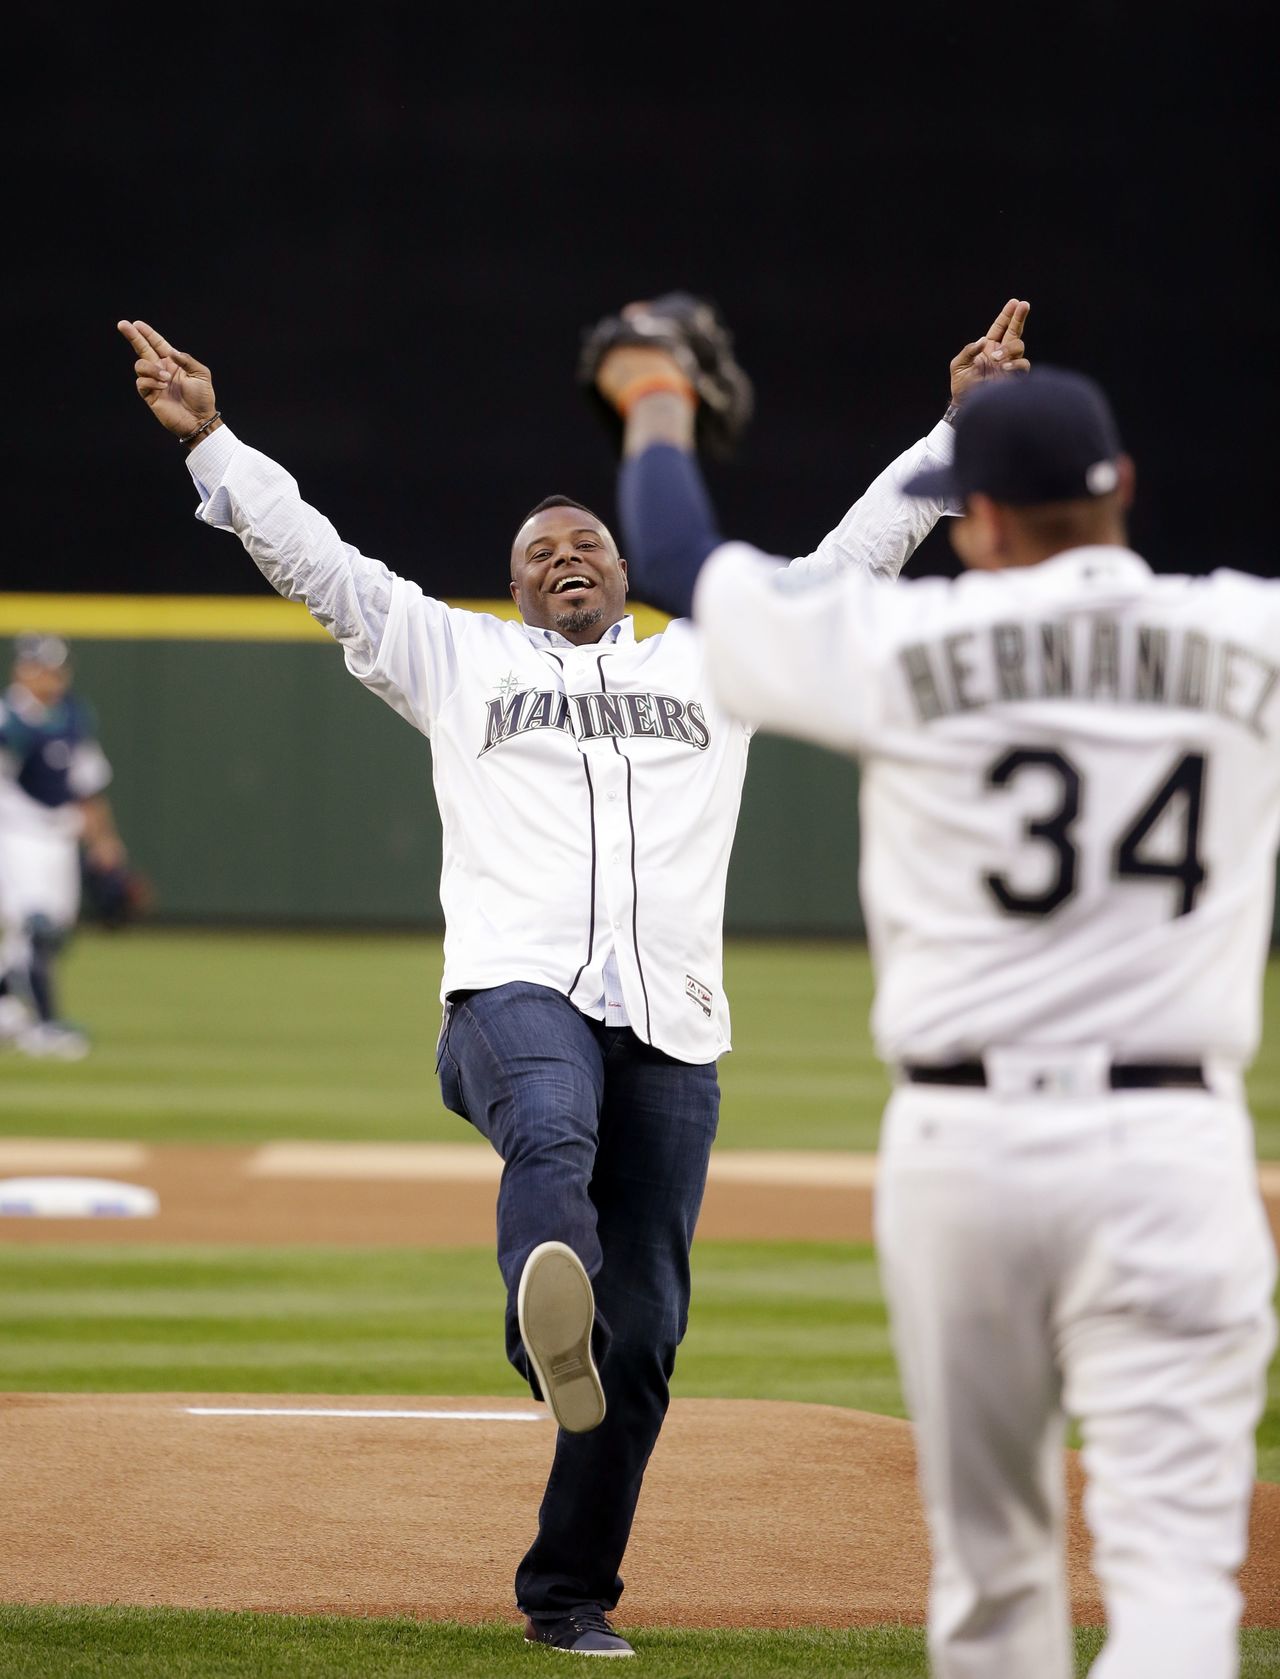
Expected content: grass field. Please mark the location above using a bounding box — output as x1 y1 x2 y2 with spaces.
2 929 1279 1676
2 1240 1277 1478
0 1243 891 1407
4 929 1280 1155
21 1604 1280 1679
2 1605 1277 1679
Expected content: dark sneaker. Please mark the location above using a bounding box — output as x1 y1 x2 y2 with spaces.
517 1241 606 1434
524 1609 635 1657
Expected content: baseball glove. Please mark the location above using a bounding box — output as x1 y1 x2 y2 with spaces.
577 291 754 459
81 859 155 929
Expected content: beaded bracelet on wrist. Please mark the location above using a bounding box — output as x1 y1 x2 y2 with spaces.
178 410 222 446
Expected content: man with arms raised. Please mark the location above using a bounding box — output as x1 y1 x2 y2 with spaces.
116 301 1027 1656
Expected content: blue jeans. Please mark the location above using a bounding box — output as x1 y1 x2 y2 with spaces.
437 981 720 1619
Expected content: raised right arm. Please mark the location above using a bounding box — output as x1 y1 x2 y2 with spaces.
116 320 454 733
182 422 395 671
117 319 394 663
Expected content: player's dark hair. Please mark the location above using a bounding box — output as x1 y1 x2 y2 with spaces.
1010 495 1126 555
519 494 602 528
511 495 614 576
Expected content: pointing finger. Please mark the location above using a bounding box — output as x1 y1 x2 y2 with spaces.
132 320 183 363
985 298 1019 342
117 320 151 357
1001 300 1030 346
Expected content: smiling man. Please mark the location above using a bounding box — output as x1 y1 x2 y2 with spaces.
516 497 624 637
117 303 1026 1657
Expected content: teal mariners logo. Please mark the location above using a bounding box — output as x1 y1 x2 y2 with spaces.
480 688 711 756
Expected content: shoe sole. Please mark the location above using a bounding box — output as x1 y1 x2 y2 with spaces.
524 1644 635 1657
524 1631 635 1658
517 1241 606 1434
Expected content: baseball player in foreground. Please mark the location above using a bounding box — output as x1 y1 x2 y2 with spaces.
0 635 130 1059
116 302 1026 1657
594 343 1279 1676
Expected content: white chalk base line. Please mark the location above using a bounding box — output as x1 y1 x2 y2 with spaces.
185 1406 546 1422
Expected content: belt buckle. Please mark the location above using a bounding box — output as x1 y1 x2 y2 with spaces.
984 1045 1109 1100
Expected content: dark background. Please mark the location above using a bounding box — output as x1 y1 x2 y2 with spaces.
8 2 1273 598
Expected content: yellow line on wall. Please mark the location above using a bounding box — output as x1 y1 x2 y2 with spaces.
0 593 671 644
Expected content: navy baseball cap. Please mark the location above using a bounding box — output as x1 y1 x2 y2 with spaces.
13 633 70 669
903 366 1124 506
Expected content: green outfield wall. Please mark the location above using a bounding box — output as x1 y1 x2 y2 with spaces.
16 597 1278 941
26 614 862 935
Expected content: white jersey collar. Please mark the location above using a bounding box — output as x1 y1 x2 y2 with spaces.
521 615 637 651
1023 544 1152 583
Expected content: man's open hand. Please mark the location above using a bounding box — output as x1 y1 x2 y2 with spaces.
116 320 218 439
949 299 1030 405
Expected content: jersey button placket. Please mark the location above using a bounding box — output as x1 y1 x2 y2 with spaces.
599 760 631 947
561 651 631 968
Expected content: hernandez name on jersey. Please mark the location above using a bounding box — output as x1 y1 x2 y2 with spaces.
899 611 1277 733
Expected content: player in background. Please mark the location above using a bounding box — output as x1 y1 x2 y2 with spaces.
116 304 1026 1658
596 346 1278 1678
0 635 130 1059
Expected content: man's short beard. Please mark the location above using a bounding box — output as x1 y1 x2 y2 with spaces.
553 603 605 635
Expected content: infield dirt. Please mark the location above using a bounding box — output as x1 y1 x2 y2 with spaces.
0 1142 874 1245
3 1140 1279 1246
2 1392 1277 1629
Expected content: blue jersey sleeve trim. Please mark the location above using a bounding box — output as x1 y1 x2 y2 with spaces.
618 445 723 621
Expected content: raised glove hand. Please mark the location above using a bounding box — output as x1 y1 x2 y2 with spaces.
116 319 219 442
579 292 754 459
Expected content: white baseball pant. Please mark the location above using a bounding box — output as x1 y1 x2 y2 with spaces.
876 1063 1276 1679
0 829 81 972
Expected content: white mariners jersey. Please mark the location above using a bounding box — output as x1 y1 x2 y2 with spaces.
695 542 1280 1070
185 422 952 1062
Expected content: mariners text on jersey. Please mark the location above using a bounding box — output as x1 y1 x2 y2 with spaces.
482 687 711 755
900 616 1279 737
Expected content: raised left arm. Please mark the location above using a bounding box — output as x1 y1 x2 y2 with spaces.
786 299 1030 585
596 298 1029 620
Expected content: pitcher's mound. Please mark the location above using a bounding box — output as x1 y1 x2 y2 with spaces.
1 1393 1276 1627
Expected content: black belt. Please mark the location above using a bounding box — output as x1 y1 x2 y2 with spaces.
902 1060 1208 1091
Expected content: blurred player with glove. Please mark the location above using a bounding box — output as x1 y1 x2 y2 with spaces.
0 634 135 1058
